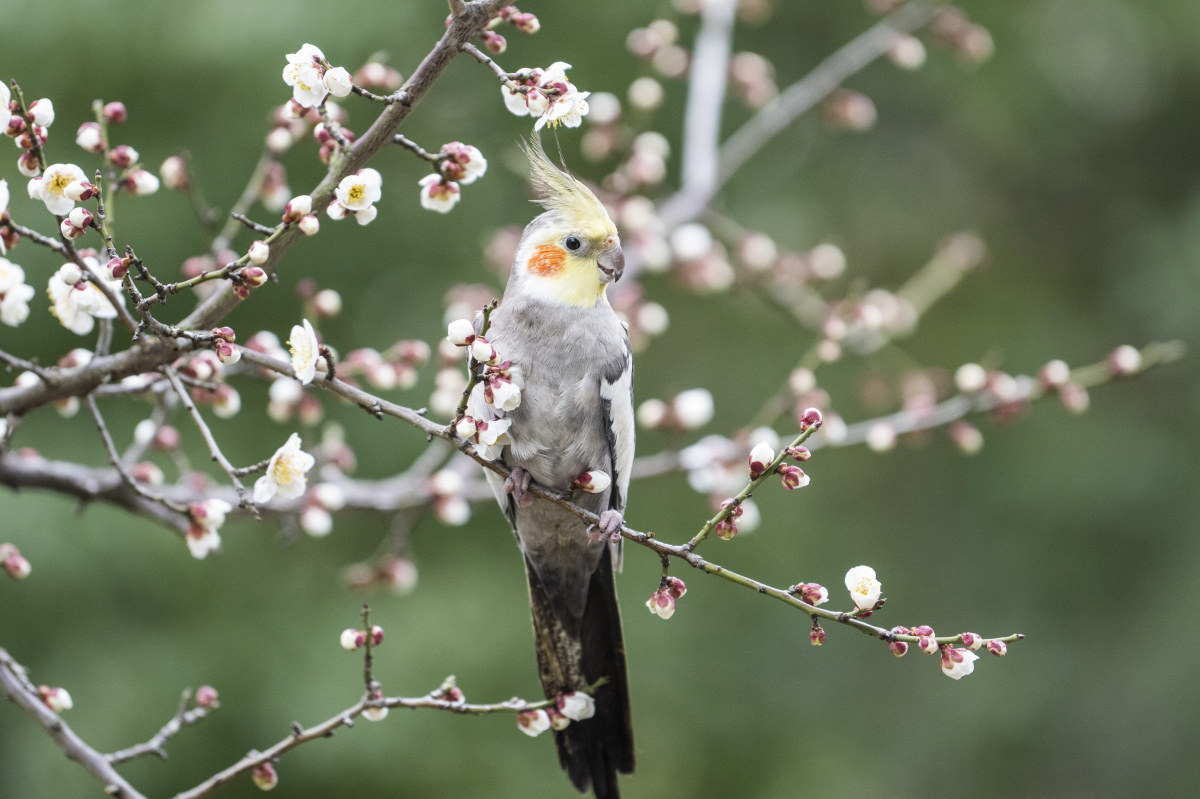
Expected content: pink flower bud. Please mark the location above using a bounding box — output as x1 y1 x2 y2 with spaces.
646 587 675 619
64 180 97 201
1 543 31 580
909 625 933 637
60 218 85 239
918 635 939 655
794 582 828 606
799 407 823 431
370 625 384 646
665 576 687 599
215 341 241 365
248 241 270 264
986 639 1007 657
572 470 611 494
777 464 809 490
960 632 983 650
102 102 128 124
455 416 478 439
121 168 160 195
889 640 909 657
1038 359 1070 389
252 761 278 791
0 227 18 250
241 266 268 287
129 462 163 485
469 336 497 364
68 207 93 229
517 708 551 737
511 11 540 34
1058 382 1089 415
787 445 811 461
748 441 774 478
75 122 105 153
17 150 40 177
195 686 219 708
810 623 826 646
482 30 507 54
547 707 571 730
1108 345 1141 376
28 99 54 127
447 318 476 346
283 195 312 223
298 214 320 236
340 628 365 651
212 326 235 342
153 425 181 451
108 144 139 169
160 155 189 190
38 686 72 712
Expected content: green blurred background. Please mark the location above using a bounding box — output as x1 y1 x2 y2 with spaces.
2 0 1199 797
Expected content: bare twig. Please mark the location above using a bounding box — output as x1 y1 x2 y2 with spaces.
106 688 215 764
230 213 276 236
86 395 188 513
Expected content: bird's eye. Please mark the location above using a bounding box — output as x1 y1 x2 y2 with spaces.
565 236 582 252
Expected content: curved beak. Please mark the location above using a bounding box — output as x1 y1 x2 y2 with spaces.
597 243 625 284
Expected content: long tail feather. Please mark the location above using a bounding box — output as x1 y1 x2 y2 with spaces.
526 552 634 797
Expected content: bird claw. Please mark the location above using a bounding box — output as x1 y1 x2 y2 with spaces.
587 510 624 543
504 466 534 508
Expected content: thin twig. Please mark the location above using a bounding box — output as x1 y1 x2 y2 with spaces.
230 213 276 236
105 688 215 764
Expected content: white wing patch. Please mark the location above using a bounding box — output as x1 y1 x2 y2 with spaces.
601 346 635 571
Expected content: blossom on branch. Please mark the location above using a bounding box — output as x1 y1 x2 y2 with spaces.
47 258 124 336
844 565 882 611
0 258 35 327
517 708 551 737
558 691 596 722
38 686 72 713
419 174 460 213
28 163 87 215
333 168 382 224
288 319 321 384
253 433 315 504
283 44 329 108
940 646 979 680
186 498 231 560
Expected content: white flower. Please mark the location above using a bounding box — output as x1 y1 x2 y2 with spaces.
42 687 73 713
559 692 595 721
447 318 475 346
186 526 221 559
323 66 353 98
748 441 775 477
298 215 319 236
28 98 54 127
283 44 329 108
355 205 377 225
940 647 979 680
844 565 882 611
300 506 333 537
253 433 316 503
485 377 522 412
955 363 988 394
536 89 590 131
30 163 87 215
525 87 549 117
288 319 320 384
186 498 231 559
475 418 512 461
418 174 460 213
517 709 551 737
47 261 123 336
0 258 34 327
335 168 382 212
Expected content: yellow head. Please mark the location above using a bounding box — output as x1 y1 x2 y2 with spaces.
509 139 623 308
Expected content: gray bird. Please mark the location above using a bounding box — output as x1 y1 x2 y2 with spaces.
470 139 634 797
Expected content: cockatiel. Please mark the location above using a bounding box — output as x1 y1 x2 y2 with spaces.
472 139 634 797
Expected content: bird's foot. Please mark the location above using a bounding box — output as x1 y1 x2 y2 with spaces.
587 509 624 543
503 466 534 508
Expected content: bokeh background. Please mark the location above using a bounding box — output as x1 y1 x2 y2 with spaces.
2 1 1199 797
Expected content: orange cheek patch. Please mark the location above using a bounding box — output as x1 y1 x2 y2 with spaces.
528 244 566 277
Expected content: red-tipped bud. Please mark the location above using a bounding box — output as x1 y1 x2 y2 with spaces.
38 685 72 712
298 214 320 236
1059 382 1089 415
794 582 828 606
129 461 164 485
748 441 774 478
986 639 1007 657
75 122 105 153
511 11 541 34
108 144 139 169
215 340 241 365
153 425 181 451
469 336 497 364
64 180 97 201
0 227 19 250
107 256 130 279
799 407 823 431
17 150 40 177
810 622 826 646
1 543 31 581
777 464 809 490
60 218 85 239
646 586 675 619
370 625 384 646
195 686 219 708
160 155 189 191
918 634 939 655
665 576 687 599
889 640 909 657
482 30 507 54
102 102 128 124
787 445 811 461
252 762 278 791
241 266 268 287
1038 359 1071 389
714 498 742 540
960 632 984 650
283 194 313 224
546 707 571 731
1108 345 1141 376
212 326 236 342
340 628 366 651
572 470 611 494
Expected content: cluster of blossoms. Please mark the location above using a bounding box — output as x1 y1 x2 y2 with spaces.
747 438 812 491
447 318 524 461
339 624 385 652
1 542 31 580
516 690 595 738
646 576 687 620
46 252 125 335
282 194 321 236
2 83 53 178
186 498 231 560
282 44 354 109
463 4 541 56
341 340 430 392
418 142 487 214
501 62 591 131
178 349 242 420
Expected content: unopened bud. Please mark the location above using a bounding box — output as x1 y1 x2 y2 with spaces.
241 266 268 287
572 470 611 494
2 544 31 580
1059 382 1089 415
340 628 366 651
60 218 85 239
102 102 128 124
794 582 828 606
38 686 72 712
665 576 687 599
1108 345 1141 376
248 241 270 264
195 686 219 708
64 180 97 201
370 625 384 646
986 639 1007 657
799 407 822 431
28 98 55 127
810 622 826 646
1038 359 1071 389
283 194 312 223
447 318 475 346
748 441 774 478
68 207 93 230
76 122 105 153
954 362 988 393
17 150 40 177
482 30 507 54
252 762 278 791
107 256 129 279
298 214 320 236
108 144 139 169
960 632 984 650
160 155 189 190
889 640 909 657
777 464 809 490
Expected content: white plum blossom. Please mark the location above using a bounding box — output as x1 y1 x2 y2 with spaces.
418 174 460 213
47 260 124 336
0 258 34 327
335 168 382 212
253 433 316 504
537 88 590 131
288 319 320 384
474 417 512 461
28 98 54 127
323 66 353 98
283 44 329 108
517 709 552 737
940 647 979 680
558 692 595 722
844 565 882 611
187 498 231 559
29 163 88 215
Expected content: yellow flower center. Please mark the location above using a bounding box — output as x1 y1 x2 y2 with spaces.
48 173 72 195
271 456 302 486
347 184 365 204
853 578 872 595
